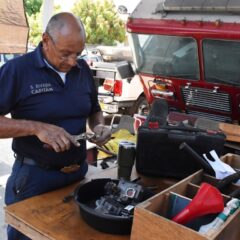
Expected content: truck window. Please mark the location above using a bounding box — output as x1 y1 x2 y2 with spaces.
203 39 240 87
130 34 199 80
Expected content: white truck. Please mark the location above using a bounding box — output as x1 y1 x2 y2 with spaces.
91 46 148 116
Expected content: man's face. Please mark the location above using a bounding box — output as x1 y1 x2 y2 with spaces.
42 32 85 72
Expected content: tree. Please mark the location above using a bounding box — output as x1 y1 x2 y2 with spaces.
72 0 126 45
27 5 61 46
24 0 43 16
27 10 43 46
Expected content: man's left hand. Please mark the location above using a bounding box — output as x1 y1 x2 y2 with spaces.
91 124 111 146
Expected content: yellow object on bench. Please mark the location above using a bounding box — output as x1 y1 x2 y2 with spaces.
98 129 136 159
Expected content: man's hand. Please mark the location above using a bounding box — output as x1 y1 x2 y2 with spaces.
91 124 111 146
35 122 80 152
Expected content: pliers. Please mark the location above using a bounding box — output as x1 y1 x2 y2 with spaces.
73 132 95 142
43 132 95 150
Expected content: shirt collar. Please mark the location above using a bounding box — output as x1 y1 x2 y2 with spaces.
33 42 46 68
44 58 66 83
33 42 82 70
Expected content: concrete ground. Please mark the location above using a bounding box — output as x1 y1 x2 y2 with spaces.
0 138 14 240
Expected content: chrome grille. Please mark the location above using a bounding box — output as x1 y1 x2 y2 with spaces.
186 110 232 123
181 87 231 113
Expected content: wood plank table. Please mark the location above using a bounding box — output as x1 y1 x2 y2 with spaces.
5 164 177 240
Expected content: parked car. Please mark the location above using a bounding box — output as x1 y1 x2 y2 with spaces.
92 60 148 116
80 48 104 66
113 0 141 14
0 53 21 67
80 46 149 116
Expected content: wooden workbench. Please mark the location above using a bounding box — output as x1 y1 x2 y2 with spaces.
5 164 176 240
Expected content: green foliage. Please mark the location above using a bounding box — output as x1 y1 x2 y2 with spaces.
72 0 126 45
24 0 43 16
27 5 61 46
27 11 42 46
26 0 125 46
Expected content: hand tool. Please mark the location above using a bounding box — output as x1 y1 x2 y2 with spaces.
43 132 95 150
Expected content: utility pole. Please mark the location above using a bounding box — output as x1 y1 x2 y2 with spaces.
42 0 54 31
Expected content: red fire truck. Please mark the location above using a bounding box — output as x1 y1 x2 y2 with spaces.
127 0 240 123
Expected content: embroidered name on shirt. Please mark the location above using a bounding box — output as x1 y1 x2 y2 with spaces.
30 83 54 94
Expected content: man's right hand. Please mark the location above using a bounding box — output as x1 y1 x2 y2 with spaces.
0 116 80 153
35 122 80 152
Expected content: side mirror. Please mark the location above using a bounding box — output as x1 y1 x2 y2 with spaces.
115 61 135 79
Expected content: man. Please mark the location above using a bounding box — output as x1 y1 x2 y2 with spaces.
0 12 111 240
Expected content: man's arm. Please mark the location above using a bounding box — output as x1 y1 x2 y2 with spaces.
0 115 80 152
88 111 105 131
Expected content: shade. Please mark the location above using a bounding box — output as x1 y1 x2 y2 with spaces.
0 0 29 53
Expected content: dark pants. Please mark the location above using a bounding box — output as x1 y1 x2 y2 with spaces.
5 159 88 240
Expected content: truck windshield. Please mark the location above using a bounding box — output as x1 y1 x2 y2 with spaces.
130 33 199 80
203 39 240 87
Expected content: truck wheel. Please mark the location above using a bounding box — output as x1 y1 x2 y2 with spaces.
126 96 149 116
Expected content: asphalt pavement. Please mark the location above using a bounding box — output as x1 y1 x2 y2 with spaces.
0 138 14 240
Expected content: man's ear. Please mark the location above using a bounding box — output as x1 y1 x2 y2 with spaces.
42 33 50 51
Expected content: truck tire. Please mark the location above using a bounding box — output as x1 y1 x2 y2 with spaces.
126 96 149 116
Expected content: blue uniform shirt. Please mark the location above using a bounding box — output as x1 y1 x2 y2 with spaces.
0 43 101 168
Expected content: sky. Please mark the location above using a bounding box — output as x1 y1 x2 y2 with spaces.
54 0 76 11
53 0 141 13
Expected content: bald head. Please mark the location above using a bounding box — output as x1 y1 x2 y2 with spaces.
45 12 86 44
42 12 86 72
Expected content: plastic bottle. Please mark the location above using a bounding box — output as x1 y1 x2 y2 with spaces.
199 198 240 237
